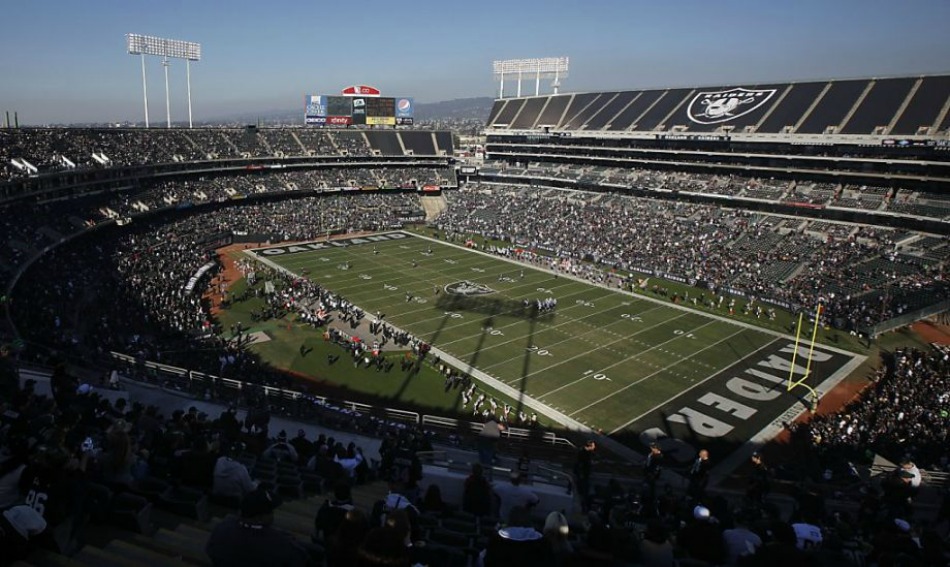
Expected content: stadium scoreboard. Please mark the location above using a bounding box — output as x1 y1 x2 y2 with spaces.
305 94 414 126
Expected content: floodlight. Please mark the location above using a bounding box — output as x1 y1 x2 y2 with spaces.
127 33 202 128
492 57 569 97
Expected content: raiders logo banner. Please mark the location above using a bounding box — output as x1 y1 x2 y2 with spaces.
687 87 776 125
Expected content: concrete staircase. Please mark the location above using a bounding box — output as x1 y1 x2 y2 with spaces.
420 194 448 220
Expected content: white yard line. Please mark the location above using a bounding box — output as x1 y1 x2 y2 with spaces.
606 334 781 434
568 325 751 418
538 319 731 400
519 313 710 389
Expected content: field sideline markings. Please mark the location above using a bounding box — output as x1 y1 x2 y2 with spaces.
568 325 758 419
285 241 592 321
604 334 781 434
264 240 619 351
533 318 723 397
500 311 704 384
278 238 647 340
443 294 653 352
454 299 668 362
402 232 863 360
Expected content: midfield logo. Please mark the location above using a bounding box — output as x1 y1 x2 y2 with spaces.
686 87 776 125
445 281 495 296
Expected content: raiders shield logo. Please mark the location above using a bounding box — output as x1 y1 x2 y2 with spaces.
686 87 777 125
445 281 495 296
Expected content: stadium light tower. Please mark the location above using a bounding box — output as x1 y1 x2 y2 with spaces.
492 57 569 98
126 34 201 128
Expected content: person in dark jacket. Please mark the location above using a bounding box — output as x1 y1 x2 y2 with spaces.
206 487 310 567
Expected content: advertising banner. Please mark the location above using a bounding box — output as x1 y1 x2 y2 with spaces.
351 97 367 125
304 95 327 125
395 97 414 125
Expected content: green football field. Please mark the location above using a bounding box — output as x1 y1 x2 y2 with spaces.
250 231 862 452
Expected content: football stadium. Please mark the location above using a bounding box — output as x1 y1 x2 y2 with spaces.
1 7 950 567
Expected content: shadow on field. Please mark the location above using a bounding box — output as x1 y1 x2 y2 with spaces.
435 294 554 321
513 316 538 418
385 308 456 404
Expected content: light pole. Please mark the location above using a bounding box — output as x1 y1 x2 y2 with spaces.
127 34 202 128
492 57 570 100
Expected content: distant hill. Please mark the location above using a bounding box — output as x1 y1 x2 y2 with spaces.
413 97 494 121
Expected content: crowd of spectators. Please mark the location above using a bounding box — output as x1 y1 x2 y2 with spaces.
0 167 451 289
10 191 426 370
0 127 458 182
790 346 950 471
487 163 949 220
435 185 949 333
0 355 412 564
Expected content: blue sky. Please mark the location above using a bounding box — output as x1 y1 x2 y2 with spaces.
1 0 948 124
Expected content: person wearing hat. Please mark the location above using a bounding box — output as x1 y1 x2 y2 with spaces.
899 460 922 492
882 465 916 516
290 429 313 465
262 430 299 464
480 505 555 567
677 505 726 565
869 517 922 566
791 511 823 550
205 486 310 567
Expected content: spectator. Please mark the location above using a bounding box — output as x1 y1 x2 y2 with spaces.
747 452 771 505
100 419 135 487
462 463 493 518
262 430 299 464
0 505 47 565
573 439 596 512
419 483 448 517
722 511 762 564
492 472 539 522
212 443 258 504
289 429 313 465
677 505 726 565
314 482 355 543
791 511 823 551
333 444 364 483
205 486 310 567
745 521 809 567
480 506 553 567
325 507 369 567
688 448 712 503
478 417 503 466
637 519 675 567
542 511 574 566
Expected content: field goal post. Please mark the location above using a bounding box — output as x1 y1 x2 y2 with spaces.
787 303 823 413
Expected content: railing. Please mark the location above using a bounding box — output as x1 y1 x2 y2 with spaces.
109 351 574 447
863 299 950 338
420 414 572 447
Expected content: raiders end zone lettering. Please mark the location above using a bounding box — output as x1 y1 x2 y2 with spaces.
626 340 856 461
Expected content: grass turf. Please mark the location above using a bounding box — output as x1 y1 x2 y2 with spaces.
236 231 854 435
